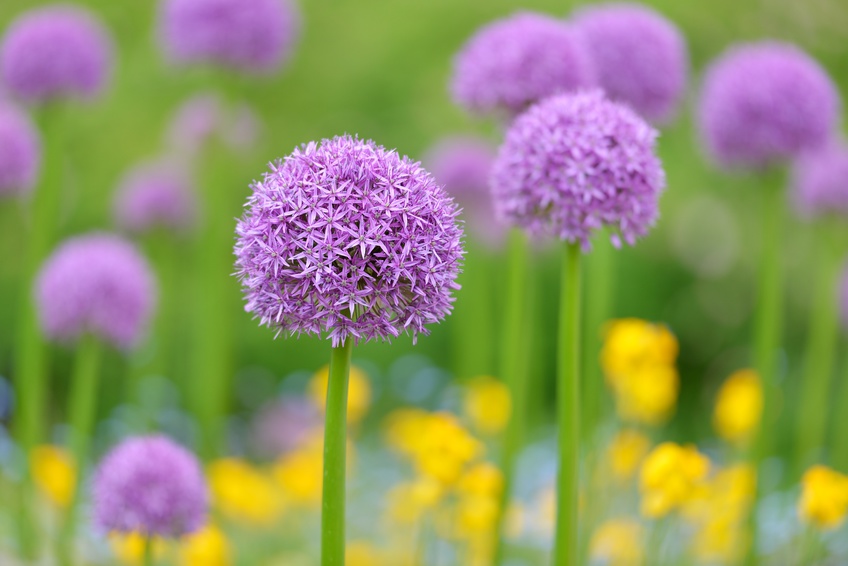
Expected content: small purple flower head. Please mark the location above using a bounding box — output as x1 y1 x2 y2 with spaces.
697 42 839 170
158 0 301 73
450 12 596 118
35 234 157 350
0 5 113 104
0 102 40 197
252 396 320 458
791 142 848 219
92 435 207 538
112 161 197 235
573 3 688 124
234 135 464 346
166 93 262 158
491 91 665 248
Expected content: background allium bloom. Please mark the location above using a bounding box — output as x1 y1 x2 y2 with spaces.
113 161 197 234
491 91 665 248
791 142 848 218
93 435 207 537
159 0 301 73
0 103 40 197
0 5 113 104
252 396 320 458
234 135 464 346
697 42 839 170
35 234 156 349
573 3 688 124
450 12 596 117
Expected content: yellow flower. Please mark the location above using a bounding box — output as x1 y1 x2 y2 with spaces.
30 445 76 508
799 465 848 530
272 430 353 508
179 525 231 566
462 376 512 436
384 408 430 457
457 462 503 498
607 429 651 482
346 541 384 566
208 459 282 526
589 518 645 566
456 495 499 536
385 477 443 524
110 533 167 565
601 319 678 380
713 369 763 445
612 365 678 425
639 443 709 518
413 413 482 484
308 364 372 425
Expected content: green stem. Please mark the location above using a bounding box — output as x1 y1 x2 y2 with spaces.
831 341 848 473
454 245 494 379
553 242 582 566
143 535 154 566
321 339 353 566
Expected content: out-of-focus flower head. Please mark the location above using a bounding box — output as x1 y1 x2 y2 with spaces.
208 458 282 526
0 5 113 104
385 476 443 525
166 93 263 159
93 435 207 538
346 541 385 566
112 160 197 236
588 518 645 566
109 532 167 565
35 233 157 350
30 444 75 508
179 525 232 566
158 0 301 74
451 12 596 118
308 364 372 425
606 429 651 482
791 141 848 219
697 42 839 170
251 395 320 458
713 369 763 446
234 135 464 347
490 91 665 249
639 442 709 518
0 102 40 197
462 376 511 436
799 465 848 530
573 3 688 124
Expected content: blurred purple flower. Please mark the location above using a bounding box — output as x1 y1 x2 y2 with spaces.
35 234 157 350
573 3 688 124
158 0 301 73
450 12 596 118
491 90 665 249
0 5 113 104
697 42 839 170
252 396 320 458
234 135 464 347
791 142 848 218
112 160 197 235
92 435 207 538
166 93 261 158
0 102 40 197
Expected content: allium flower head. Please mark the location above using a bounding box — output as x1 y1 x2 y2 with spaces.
697 42 839 170
234 135 464 346
252 396 320 458
491 90 665 248
0 5 113 104
112 161 197 235
791 141 848 218
573 3 688 124
93 435 207 537
451 12 596 118
35 234 157 350
158 0 301 73
0 102 40 197
166 93 262 158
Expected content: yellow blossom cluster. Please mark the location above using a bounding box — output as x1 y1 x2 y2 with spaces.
798 465 848 530
30 445 76 508
606 429 652 483
589 518 645 566
208 458 282 526
462 376 512 436
110 525 231 566
713 369 763 446
639 442 710 518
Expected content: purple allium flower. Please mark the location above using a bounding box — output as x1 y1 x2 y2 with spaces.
112 161 197 235
158 0 301 73
0 5 113 104
573 3 688 124
252 396 320 458
35 234 157 350
697 42 839 170
450 12 596 118
166 93 262 158
0 102 40 197
234 135 464 346
92 435 207 538
490 91 665 248
791 142 848 219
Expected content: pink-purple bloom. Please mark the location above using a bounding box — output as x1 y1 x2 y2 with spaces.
92 435 207 538
35 234 157 350
112 161 197 235
450 12 596 118
158 0 301 73
0 5 113 104
573 3 687 124
234 135 464 346
791 142 848 218
697 42 839 170
0 102 40 197
166 93 262 158
491 91 665 248
252 396 320 458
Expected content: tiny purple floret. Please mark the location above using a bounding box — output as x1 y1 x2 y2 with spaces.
0 102 40 197
112 161 197 235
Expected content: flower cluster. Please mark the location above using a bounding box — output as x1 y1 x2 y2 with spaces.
251 396 320 458
639 442 710 518
712 369 763 446
791 142 848 218
588 518 644 566
112 161 197 235
30 445 76 508
208 459 282 526
0 102 40 197
605 428 651 482
798 465 848 530
462 376 512 436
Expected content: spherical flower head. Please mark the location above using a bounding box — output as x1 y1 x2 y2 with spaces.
0 5 113 104
790 141 848 218
639 442 709 518
799 465 848 530
158 0 301 74
35 234 157 350
166 93 263 159
573 3 688 124
450 12 596 118
93 435 207 537
208 458 281 525
461 376 512 436
252 396 320 458
713 369 763 446
112 161 197 235
697 42 839 170
234 135 464 347
0 102 40 197
491 91 666 248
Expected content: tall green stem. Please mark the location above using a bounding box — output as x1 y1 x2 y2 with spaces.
832 342 848 473
553 242 582 566
454 245 494 379
321 340 353 566
143 535 154 566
